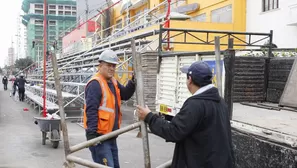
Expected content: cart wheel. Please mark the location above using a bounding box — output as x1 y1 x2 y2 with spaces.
42 131 46 145
51 129 60 149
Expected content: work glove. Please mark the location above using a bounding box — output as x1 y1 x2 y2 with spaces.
132 73 136 83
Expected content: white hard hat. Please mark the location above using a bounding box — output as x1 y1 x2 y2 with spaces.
20 73 24 77
98 49 119 65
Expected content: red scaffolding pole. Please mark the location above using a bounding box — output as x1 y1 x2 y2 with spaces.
43 0 47 117
164 0 171 51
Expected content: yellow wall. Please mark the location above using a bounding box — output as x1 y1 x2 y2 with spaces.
169 21 235 51
110 0 246 52
113 0 149 27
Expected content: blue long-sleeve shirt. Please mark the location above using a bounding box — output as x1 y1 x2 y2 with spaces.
85 79 135 140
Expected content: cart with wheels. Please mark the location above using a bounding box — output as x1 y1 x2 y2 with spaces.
34 117 61 148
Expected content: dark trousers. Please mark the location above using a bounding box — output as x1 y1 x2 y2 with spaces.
3 84 7 90
89 138 120 168
13 85 17 96
18 88 25 101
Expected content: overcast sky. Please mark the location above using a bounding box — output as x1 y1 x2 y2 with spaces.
0 0 22 67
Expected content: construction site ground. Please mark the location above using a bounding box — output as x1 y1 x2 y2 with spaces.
1 85 297 168
0 86 174 168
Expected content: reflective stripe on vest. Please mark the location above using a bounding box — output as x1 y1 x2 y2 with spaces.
95 77 115 113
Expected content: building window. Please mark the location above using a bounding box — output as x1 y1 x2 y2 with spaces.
35 4 43 8
58 11 63 15
72 6 76 10
49 20 56 25
65 11 71 15
49 10 56 15
263 0 279 12
192 13 206 22
72 12 76 15
35 10 43 14
35 20 43 25
65 6 71 10
58 5 63 10
49 5 56 9
211 4 232 23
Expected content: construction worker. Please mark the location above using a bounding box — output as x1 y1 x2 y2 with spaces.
16 73 29 102
83 49 135 167
137 61 233 168
2 75 8 90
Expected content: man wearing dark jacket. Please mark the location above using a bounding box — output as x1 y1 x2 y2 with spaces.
2 75 8 90
16 73 29 101
137 61 233 168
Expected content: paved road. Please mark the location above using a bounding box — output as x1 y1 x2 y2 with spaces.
0 85 174 168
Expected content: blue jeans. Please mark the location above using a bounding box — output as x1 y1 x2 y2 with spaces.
89 138 120 168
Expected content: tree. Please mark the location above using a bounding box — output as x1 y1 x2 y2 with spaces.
15 57 33 71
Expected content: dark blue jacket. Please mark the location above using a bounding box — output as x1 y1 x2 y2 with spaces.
85 79 135 140
145 87 233 168
16 77 29 89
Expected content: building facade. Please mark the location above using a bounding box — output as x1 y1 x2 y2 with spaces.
246 0 297 48
108 0 247 51
8 47 15 67
21 0 77 61
61 0 105 55
76 0 106 23
62 0 247 55
16 12 28 60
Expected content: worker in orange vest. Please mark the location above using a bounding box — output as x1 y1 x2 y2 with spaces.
83 49 135 167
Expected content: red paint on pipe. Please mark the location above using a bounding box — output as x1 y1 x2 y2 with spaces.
43 0 47 117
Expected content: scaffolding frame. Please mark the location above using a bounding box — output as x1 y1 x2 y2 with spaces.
158 26 274 57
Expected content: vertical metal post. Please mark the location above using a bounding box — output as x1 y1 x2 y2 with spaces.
165 0 171 51
131 39 151 168
158 24 163 56
37 46 40 69
224 38 235 120
85 0 89 37
157 24 163 73
51 48 74 168
264 30 273 101
215 36 222 96
43 0 47 117
228 38 234 49
268 30 273 58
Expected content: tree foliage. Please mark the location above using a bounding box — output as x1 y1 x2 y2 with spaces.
15 57 33 71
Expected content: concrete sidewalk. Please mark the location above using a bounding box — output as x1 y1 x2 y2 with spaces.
0 86 174 168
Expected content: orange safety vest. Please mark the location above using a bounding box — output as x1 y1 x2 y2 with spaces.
83 73 122 135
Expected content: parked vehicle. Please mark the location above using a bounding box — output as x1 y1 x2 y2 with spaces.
155 52 225 119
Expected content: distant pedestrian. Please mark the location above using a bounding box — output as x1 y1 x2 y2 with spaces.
137 61 234 168
2 75 8 90
16 73 29 102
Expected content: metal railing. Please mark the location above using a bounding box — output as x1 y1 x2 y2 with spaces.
67 122 142 167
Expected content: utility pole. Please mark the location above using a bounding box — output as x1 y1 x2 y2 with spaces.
85 0 89 36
